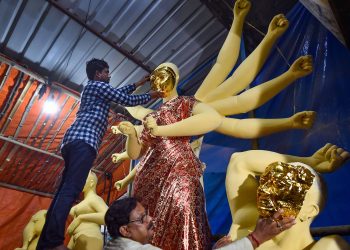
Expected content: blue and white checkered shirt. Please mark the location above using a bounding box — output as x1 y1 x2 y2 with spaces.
62 80 151 152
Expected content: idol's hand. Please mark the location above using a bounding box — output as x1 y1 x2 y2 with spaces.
117 121 137 137
144 116 160 136
268 14 289 37
69 207 76 217
311 144 350 173
291 111 316 129
111 125 121 135
289 55 313 77
114 180 127 190
111 153 125 163
234 0 251 20
67 217 81 236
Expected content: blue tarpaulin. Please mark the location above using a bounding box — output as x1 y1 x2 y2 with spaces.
201 2 350 240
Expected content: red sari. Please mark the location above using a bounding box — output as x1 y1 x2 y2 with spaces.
133 96 211 250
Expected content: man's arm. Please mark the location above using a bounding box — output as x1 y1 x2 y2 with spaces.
116 83 137 94
214 210 295 250
214 236 254 250
97 82 152 106
117 75 150 94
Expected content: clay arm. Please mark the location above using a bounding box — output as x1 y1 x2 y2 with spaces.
145 102 222 137
69 206 76 218
125 106 154 121
67 213 106 236
216 111 316 139
302 144 350 173
208 56 313 116
74 213 106 225
112 138 202 162
203 14 289 103
195 0 251 101
116 122 143 160
114 166 138 190
225 145 349 239
16 220 36 249
311 235 350 250
239 144 350 174
226 144 350 201
111 151 130 164
111 122 144 160
67 200 108 235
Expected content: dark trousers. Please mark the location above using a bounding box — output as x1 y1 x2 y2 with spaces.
36 140 96 249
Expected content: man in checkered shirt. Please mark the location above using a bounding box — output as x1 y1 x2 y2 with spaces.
37 58 162 250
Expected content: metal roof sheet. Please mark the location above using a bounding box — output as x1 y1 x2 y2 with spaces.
0 0 225 90
0 0 226 196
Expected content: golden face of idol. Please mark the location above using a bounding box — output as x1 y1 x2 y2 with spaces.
150 66 176 96
257 162 314 218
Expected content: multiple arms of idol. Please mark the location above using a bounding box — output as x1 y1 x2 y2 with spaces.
111 0 318 188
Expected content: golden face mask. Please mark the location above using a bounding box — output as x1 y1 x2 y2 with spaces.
150 66 176 96
257 162 314 218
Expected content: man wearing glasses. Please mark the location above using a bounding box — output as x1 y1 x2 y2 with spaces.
104 197 160 250
104 198 295 250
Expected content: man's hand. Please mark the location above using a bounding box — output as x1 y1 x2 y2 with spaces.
149 91 165 99
213 210 295 249
135 75 150 88
249 210 295 248
213 235 233 249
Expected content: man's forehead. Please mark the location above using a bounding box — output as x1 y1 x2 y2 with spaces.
131 202 145 215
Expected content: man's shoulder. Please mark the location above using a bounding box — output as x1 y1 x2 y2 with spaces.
104 237 161 250
138 244 162 250
82 80 108 95
86 80 108 87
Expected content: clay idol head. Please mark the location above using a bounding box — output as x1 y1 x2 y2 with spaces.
150 62 179 97
257 162 315 218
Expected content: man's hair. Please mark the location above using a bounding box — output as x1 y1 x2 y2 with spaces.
86 58 109 80
105 197 138 238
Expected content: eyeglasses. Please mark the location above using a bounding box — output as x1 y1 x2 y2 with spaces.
128 209 149 225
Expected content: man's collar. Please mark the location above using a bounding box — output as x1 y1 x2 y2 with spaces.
116 237 144 246
88 79 108 84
